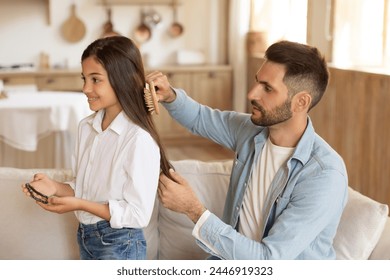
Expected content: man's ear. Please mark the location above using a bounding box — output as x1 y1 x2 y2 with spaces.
292 91 311 113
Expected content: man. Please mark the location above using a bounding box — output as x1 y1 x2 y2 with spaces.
147 40 348 259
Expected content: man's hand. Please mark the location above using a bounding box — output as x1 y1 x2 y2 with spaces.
146 71 177 103
158 169 206 224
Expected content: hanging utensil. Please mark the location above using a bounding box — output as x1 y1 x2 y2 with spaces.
169 0 184 37
134 8 152 44
61 4 86 43
145 7 162 27
101 7 120 38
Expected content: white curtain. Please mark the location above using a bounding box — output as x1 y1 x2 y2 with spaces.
228 0 251 112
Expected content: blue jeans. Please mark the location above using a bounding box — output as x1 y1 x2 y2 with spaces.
77 220 146 260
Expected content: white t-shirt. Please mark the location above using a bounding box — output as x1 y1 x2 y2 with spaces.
239 137 295 241
69 110 160 228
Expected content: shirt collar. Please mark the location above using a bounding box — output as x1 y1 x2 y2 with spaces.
290 116 315 165
89 110 129 135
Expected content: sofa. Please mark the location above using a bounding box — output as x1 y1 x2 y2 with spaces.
1 160 389 260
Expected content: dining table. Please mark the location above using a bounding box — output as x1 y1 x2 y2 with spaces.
0 91 92 168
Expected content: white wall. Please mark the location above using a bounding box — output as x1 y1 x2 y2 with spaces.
0 0 228 69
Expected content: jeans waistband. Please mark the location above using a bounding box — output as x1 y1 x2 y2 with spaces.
78 220 111 234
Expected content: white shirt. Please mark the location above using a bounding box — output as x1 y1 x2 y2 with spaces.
239 137 294 240
68 110 160 228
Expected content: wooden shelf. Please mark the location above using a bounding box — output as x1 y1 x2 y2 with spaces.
98 0 181 5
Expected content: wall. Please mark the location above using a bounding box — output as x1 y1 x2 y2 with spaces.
0 0 228 69
309 67 390 207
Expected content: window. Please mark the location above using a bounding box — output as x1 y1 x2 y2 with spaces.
250 0 308 45
250 0 390 71
332 0 389 68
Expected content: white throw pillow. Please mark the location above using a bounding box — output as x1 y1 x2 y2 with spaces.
157 160 232 260
334 187 389 259
144 196 160 259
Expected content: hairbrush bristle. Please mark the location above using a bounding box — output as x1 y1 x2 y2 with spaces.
144 81 159 115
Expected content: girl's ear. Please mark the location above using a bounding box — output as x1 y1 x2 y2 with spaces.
292 91 311 113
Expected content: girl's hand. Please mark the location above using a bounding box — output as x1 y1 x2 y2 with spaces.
37 196 81 214
21 173 57 201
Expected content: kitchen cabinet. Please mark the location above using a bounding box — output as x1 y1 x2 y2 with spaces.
149 65 233 142
151 71 192 140
98 0 180 5
0 69 83 92
0 75 36 87
192 70 232 110
36 73 83 92
0 65 233 143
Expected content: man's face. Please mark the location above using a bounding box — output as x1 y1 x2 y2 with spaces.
248 61 292 127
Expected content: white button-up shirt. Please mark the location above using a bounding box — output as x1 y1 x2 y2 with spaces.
68 110 160 228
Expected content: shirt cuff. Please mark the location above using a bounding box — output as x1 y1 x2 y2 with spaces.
192 209 211 239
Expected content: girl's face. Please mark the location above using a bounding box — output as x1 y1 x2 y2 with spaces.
81 56 122 118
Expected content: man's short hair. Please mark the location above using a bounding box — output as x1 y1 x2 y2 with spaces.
264 40 329 110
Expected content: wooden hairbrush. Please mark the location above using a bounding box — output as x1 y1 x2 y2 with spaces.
144 81 160 115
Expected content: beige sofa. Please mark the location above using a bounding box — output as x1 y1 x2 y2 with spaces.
1 160 389 260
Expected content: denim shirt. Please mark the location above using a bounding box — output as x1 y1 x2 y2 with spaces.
164 88 348 259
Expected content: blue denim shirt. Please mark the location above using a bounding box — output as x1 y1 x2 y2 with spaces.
164 88 348 259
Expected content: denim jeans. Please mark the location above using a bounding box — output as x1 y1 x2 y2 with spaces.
77 220 146 260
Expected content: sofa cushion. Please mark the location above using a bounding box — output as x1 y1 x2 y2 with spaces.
144 195 160 259
156 160 232 259
334 187 389 259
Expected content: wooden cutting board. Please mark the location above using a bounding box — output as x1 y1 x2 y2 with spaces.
61 4 86 43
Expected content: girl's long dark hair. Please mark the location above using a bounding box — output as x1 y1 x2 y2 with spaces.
81 36 174 180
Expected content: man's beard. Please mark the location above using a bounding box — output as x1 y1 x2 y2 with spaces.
250 98 293 126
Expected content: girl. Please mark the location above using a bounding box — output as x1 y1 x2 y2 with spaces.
22 36 173 260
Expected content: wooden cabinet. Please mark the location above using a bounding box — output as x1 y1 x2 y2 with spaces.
0 69 83 92
149 65 233 142
151 71 192 139
0 74 36 88
98 0 180 5
36 73 83 92
192 70 232 110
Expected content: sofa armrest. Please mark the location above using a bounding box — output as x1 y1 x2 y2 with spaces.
369 217 390 259
0 167 79 259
